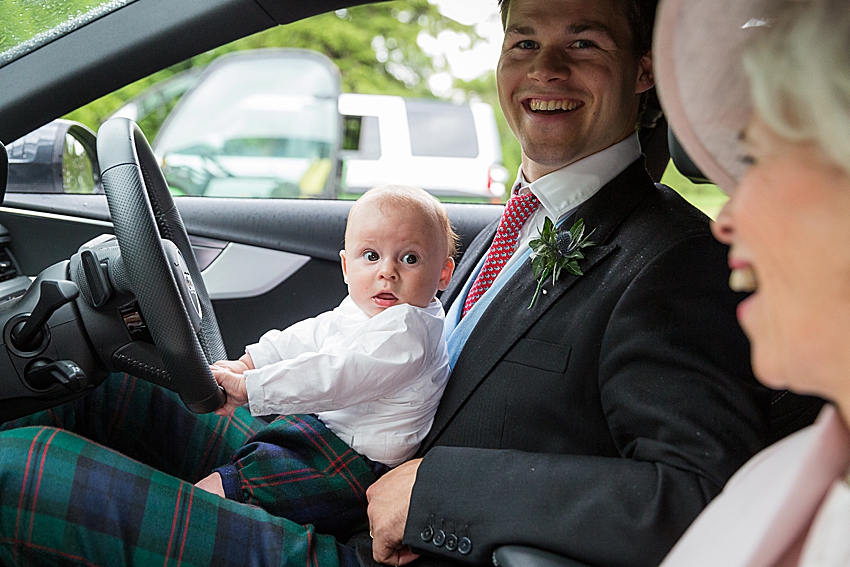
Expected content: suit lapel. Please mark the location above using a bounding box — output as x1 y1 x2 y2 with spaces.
422 159 656 451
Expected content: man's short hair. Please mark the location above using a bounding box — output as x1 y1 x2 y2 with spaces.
498 0 658 58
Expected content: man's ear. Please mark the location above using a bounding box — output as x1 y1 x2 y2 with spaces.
437 257 455 291
635 50 654 94
339 250 348 284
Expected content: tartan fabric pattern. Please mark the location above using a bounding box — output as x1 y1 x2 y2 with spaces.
0 374 364 567
1 372 265 483
462 189 540 318
0 426 359 567
216 414 377 540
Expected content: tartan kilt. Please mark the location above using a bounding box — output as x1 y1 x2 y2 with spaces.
0 426 360 567
0 374 364 567
217 413 380 540
0 372 267 483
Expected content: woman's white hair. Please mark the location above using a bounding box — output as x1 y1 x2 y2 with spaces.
744 0 850 175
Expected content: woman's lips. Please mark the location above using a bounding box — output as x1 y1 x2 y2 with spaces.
728 261 757 324
737 293 755 323
727 252 758 293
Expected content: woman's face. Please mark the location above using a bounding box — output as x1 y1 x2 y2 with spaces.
712 113 850 399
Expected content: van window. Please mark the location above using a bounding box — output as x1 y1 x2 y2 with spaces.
405 100 479 159
342 115 381 160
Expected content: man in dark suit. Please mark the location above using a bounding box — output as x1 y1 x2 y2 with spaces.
364 0 770 566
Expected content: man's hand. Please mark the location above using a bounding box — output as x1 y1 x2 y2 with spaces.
366 458 422 566
211 364 249 416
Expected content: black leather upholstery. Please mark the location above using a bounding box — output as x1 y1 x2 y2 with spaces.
493 546 591 567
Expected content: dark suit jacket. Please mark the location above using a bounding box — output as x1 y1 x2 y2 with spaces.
399 159 770 567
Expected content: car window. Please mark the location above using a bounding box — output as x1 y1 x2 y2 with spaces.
659 162 728 220
0 0 726 216
406 100 479 159
153 51 341 199
2 2 517 204
0 0 137 67
342 116 381 161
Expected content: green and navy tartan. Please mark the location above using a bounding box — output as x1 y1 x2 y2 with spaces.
0 373 371 567
216 414 378 539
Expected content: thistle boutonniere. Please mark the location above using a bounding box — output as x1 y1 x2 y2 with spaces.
528 217 595 308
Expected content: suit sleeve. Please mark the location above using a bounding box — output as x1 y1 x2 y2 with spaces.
403 234 770 567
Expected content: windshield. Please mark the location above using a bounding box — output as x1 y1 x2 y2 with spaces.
0 0 137 66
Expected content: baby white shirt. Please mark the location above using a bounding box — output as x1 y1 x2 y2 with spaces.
244 295 450 467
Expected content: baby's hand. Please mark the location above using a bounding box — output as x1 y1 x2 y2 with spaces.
211 364 249 417
212 358 251 374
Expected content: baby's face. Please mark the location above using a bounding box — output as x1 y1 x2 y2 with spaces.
341 199 453 318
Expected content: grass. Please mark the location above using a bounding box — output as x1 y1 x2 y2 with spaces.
660 161 728 220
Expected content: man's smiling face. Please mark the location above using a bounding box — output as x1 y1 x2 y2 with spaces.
497 0 654 181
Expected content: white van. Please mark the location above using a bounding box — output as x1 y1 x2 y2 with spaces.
112 49 509 201
338 93 508 201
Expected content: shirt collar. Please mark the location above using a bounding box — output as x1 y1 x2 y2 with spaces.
513 133 641 223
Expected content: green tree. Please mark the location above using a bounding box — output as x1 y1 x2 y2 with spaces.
456 72 521 194
66 1 481 137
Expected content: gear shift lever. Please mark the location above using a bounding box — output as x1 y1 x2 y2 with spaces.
10 280 79 352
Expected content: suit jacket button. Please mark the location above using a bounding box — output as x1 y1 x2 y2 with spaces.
458 537 472 555
432 529 446 547
420 526 433 542
445 534 458 552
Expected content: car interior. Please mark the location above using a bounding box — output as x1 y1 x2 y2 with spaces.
0 0 826 565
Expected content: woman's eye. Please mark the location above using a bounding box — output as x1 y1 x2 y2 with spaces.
364 251 379 261
402 254 419 265
516 39 537 50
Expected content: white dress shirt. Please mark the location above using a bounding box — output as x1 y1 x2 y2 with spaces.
244 296 450 467
495 133 641 288
445 133 641 333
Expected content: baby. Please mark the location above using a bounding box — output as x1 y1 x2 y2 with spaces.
196 184 456 536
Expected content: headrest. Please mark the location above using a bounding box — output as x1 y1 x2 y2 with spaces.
667 128 710 185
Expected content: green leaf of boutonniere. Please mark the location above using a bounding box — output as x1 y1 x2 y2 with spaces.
528 217 595 308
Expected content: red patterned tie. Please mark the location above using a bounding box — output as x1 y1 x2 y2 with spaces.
462 190 540 318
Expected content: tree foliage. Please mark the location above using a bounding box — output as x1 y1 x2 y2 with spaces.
456 72 521 187
66 1 482 134
55 0 521 202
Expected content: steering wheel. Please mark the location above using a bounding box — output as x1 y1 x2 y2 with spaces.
96 118 226 413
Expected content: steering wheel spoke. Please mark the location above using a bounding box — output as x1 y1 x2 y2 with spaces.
96 118 225 413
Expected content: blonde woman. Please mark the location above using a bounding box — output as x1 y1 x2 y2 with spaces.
654 0 850 564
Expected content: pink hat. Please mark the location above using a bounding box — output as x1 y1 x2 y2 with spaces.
653 0 784 193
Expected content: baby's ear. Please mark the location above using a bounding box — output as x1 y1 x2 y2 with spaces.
438 257 455 291
339 250 348 284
